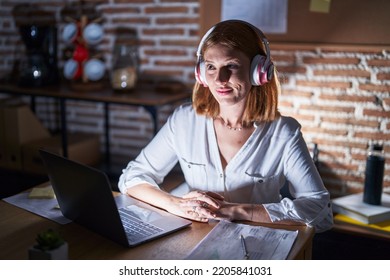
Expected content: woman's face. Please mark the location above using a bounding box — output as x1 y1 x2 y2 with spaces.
203 43 252 107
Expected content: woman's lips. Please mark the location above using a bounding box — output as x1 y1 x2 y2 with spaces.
216 87 233 96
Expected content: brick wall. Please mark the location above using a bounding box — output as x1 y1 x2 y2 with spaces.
0 0 389 197
273 44 390 195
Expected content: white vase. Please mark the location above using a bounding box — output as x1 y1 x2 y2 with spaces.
28 242 68 260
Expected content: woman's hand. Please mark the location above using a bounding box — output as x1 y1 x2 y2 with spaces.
178 191 250 222
175 190 225 222
207 200 273 223
127 184 226 222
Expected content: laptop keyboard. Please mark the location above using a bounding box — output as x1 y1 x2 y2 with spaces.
118 208 163 242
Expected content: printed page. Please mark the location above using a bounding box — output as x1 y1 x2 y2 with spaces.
2 188 71 225
186 220 298 260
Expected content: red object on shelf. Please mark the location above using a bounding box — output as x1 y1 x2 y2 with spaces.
72 44 89 63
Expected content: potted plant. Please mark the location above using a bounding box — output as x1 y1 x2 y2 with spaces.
28 228 68 260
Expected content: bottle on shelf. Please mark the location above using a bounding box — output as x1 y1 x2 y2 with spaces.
363 142 385 205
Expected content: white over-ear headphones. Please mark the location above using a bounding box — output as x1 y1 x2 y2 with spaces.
195 19 274 87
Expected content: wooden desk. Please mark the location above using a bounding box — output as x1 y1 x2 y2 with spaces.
0 194 314 260
0 83 191 170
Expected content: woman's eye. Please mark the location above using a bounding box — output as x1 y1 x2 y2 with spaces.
227 64 239 69
206 64 215 71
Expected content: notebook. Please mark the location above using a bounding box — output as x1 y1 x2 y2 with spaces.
39 149 191 247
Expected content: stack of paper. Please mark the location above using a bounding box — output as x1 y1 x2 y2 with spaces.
186 220 298 260
332 193 390 224
28 185 56 199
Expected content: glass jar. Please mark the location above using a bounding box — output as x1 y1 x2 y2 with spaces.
111 44 138 91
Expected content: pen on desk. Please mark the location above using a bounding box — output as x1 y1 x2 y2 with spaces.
240 234 249 260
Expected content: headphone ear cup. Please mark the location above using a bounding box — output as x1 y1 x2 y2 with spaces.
250 54 274 86
266 62 274 83
195 59 208 87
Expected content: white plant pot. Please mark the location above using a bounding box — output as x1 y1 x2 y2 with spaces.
28 242 68 260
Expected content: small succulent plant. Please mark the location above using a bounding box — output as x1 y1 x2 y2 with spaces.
34 229 65 251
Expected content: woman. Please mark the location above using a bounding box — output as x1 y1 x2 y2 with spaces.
119 20 333 232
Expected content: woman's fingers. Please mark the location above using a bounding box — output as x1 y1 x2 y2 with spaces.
189 211 208 222
182 191 223 209
183 190 224 200
180 201 217 220
188 206 212 222
180 198 212 211
179 190 228 221
182 190 203 199
205 191 225 200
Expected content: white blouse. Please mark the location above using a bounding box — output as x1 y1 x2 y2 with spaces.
118 103 333 232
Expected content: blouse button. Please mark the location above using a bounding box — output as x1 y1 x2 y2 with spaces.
220 173 223 178
188 165 191 168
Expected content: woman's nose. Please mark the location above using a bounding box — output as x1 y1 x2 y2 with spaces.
215 67 230 84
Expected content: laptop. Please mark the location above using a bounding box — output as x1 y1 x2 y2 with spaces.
39 149 191 247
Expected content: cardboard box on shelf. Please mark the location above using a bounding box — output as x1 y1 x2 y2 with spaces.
0 100 50 170
22 133 101 175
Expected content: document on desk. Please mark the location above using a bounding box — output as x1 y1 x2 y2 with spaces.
186 220 298 260
2 187 71 225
